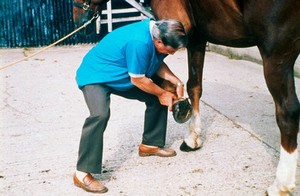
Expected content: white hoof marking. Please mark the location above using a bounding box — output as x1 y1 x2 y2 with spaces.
185 113 202 149
268 146 298 195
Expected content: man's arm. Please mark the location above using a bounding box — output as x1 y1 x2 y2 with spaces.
155 62 184 99
130 76 176 111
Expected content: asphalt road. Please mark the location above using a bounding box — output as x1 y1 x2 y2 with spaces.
0 45 299 195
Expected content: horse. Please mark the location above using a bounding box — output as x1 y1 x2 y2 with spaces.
73 0 109 35
72 0 300 195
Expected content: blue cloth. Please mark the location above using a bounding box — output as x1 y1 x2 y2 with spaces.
76 19 167 91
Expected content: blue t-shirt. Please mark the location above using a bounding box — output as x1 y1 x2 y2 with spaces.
76 18 167 91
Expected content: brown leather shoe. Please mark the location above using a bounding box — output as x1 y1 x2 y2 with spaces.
73 173 108 193
139 144 177 157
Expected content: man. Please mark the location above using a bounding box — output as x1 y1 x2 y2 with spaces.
74 18 188 193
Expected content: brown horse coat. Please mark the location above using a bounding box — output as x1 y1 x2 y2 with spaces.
151 0 299 194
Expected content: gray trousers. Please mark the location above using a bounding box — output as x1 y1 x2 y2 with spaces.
76 84 168 173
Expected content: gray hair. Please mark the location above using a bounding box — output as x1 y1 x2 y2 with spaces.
152 19 188 49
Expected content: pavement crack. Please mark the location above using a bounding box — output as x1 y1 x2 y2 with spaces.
1 79 43 124
201 100 300 167
200 100 279 153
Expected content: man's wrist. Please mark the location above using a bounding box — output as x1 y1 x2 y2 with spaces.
176 81 184 87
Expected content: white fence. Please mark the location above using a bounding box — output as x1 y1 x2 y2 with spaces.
96 0 153 33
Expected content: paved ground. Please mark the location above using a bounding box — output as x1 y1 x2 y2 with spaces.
0 45 299 195
208 44 300 78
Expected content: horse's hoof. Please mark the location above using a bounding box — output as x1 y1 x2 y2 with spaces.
266 188 293 196
180 141 202 152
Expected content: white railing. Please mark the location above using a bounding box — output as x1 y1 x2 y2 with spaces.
96 0 153 33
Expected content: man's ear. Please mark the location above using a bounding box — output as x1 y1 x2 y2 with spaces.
154 39 163 46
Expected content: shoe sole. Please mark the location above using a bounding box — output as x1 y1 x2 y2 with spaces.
139 152 154 157
139 152 176 157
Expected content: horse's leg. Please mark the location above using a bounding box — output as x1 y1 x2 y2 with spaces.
180 42 206 151
261 52 300 195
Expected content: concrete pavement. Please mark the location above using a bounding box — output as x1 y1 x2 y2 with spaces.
209 44 300 78
0 45 299 195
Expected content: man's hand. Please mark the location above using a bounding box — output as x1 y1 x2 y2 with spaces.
131 76 176 110
158 91 177 111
